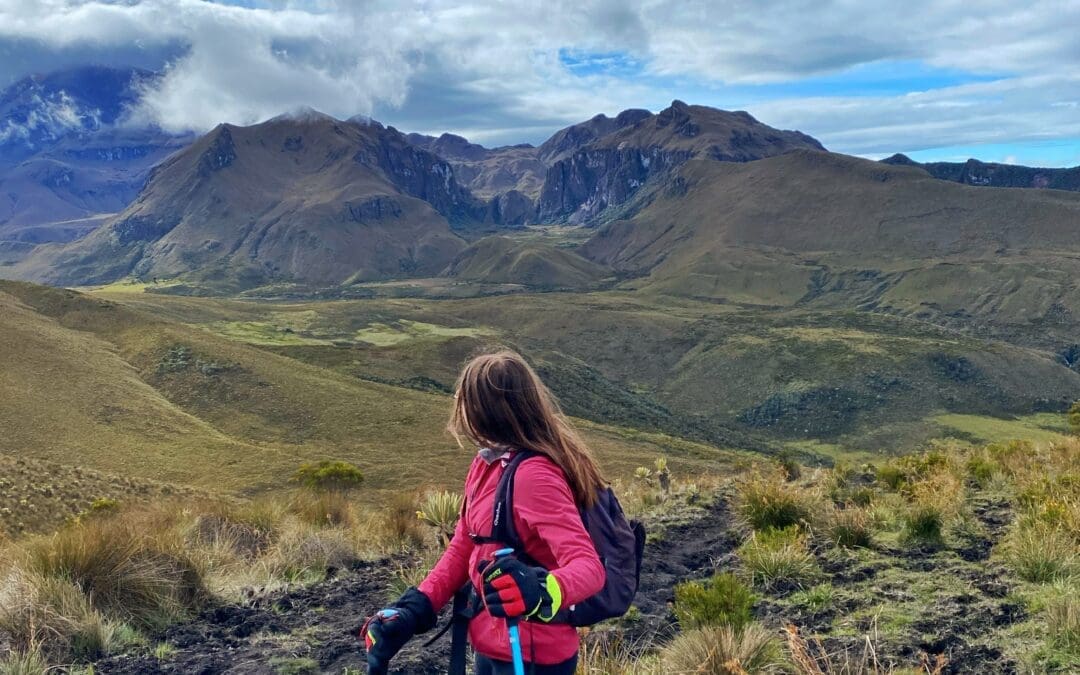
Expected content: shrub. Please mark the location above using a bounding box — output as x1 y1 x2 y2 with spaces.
1069 400 1080 436
736 471 820 532
738 527 818 591
661 624 785 675
88 498 121 515
827 506 874 548
416 491 463 547
1004 520 1078 583
673 572 756 631
290 460 364 492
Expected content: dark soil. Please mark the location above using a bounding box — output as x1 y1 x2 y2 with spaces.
96 500 739 674
95 493 1027 674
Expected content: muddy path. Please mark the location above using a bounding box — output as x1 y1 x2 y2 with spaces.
97 500 737 674
96 492 1025 674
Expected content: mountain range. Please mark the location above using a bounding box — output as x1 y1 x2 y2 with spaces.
2 66 1080 354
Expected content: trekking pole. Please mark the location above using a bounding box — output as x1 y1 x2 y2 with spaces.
493 548 526 675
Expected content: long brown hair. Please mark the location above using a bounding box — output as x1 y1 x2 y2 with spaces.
448 350 606 507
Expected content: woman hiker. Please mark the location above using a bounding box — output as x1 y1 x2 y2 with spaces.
362 350 607 674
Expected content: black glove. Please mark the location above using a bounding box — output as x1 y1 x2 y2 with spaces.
361 587 436 674
480 556 563 622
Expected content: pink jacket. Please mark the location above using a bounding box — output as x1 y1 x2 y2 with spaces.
418 452 605 664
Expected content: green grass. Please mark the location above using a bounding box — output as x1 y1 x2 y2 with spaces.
75 280 1080 458
79 277 183 294
354 320 494 346
207 321 333 346
933 412 1070 445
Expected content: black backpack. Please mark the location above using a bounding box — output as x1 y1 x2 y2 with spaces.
488 450 646 626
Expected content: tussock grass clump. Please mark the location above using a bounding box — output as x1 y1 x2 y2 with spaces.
736 470 822 533
826 505 874 548
289 490 354 528
673 572 756 631
661 624 785 675
738 527 819 591
965 452 1002 488
0 649 49 675
577 632 659 674
875 464 907 492
384 493 427 549
784 624 943 674
900 471 964 547
1004 520 1078 583
790 584 836 611
22 519 204 629
1047 591 1080 654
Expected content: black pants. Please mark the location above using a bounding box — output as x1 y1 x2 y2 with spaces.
474 653 578 675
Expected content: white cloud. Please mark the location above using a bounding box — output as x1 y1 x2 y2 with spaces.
0 90 96 145
0 0 1078 156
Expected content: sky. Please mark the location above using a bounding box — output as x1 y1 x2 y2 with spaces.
1 0 1079 166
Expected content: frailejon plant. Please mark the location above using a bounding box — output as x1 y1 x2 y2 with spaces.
654 457 672 494
673 572 756 631
416 490 463 547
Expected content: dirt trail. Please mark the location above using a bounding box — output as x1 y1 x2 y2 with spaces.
97 501 737 674
96 494 1023 674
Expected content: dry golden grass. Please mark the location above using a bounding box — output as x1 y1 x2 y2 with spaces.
784 625 943 675
735 469 826 533
0 487 444 668
661 624 786 675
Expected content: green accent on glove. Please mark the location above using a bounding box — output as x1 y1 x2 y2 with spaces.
532 571 563 622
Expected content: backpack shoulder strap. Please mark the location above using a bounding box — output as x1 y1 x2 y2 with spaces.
490 450 536 550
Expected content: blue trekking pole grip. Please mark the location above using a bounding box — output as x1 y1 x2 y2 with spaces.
493 548 526 675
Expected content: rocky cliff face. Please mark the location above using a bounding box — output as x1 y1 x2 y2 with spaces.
355 123 484 227
883 154 1080 192
537 101 825 224
536 108 651 164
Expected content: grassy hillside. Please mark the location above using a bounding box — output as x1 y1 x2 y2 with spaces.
443 235 611 289
0 281 742 504
91 288 1080 457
